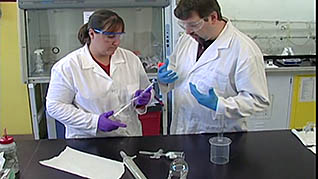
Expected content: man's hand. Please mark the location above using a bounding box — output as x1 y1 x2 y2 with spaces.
189 82 218 111
157 59 178 84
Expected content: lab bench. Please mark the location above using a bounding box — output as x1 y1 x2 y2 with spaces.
15 130 315 179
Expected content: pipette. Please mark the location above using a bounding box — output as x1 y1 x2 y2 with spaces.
216 114 225 141
112 79 157 118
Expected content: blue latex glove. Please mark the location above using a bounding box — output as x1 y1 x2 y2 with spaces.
133 86 152 106
98 111 127 132
189 82 218 111
157 59 178 84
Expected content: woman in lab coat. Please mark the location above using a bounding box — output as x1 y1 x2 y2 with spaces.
158 0 270 134
46 9 152 139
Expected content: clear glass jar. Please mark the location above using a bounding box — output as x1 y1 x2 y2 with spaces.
167 157 189 179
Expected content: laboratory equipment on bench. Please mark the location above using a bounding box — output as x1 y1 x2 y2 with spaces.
139 149 164 159
0 168 15 179
209 136 232 165
120 151 147 179
0 129 19 174
277 47 302 66
209 114 232 165
217 114 225 138
167 156 188 179
139 149 184 159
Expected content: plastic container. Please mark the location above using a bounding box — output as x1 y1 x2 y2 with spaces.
0 129 19 174
34 49 44 73
209 136 231 165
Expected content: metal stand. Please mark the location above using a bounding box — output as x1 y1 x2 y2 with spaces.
162 93 168 135
27 84 40 140
27 83 56 139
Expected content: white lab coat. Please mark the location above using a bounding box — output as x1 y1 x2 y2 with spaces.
160 19 270 134
46 44 151 138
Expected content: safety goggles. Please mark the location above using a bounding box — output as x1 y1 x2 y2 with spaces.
177 19 205 32
93 28 125 41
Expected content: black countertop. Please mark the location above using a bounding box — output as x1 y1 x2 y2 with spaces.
16 130 316 179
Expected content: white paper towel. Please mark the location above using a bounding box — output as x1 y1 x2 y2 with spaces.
40 146 125 178
292 129 316 154
291 129 316 146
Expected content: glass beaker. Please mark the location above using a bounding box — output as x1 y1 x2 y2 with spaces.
167 157 188 179
209 136 232 165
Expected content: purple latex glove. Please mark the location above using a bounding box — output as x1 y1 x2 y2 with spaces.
98 111 127 132
133 86 152 106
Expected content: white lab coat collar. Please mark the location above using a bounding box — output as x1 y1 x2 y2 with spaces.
111 50 125 64
212 18 234 50
109 47 126 75
80 44 126 79
81 44 98 70
189 18 234 74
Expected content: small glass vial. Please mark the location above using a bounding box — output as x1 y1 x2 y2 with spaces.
167 156 189 179
0 129 19 174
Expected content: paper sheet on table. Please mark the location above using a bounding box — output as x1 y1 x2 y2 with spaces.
291 129 316 146
39 146 124 179
307 146 316 154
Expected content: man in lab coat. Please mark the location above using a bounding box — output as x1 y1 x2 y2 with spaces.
158 0 270 134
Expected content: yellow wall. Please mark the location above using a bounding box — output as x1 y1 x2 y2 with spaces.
0 2 32 135
289 74 316 129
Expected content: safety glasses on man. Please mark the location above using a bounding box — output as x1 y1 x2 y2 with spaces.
177 18 205 32
93 28 125 40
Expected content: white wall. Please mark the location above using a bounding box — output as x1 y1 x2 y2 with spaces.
219 0 315 21
219 0 316 55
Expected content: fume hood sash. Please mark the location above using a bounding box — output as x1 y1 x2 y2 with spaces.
18 0 170 9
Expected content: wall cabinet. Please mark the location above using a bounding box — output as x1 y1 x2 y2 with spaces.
247 72 293 131
247 68 316 131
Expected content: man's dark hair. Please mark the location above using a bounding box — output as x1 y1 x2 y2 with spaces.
174 0 222 20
